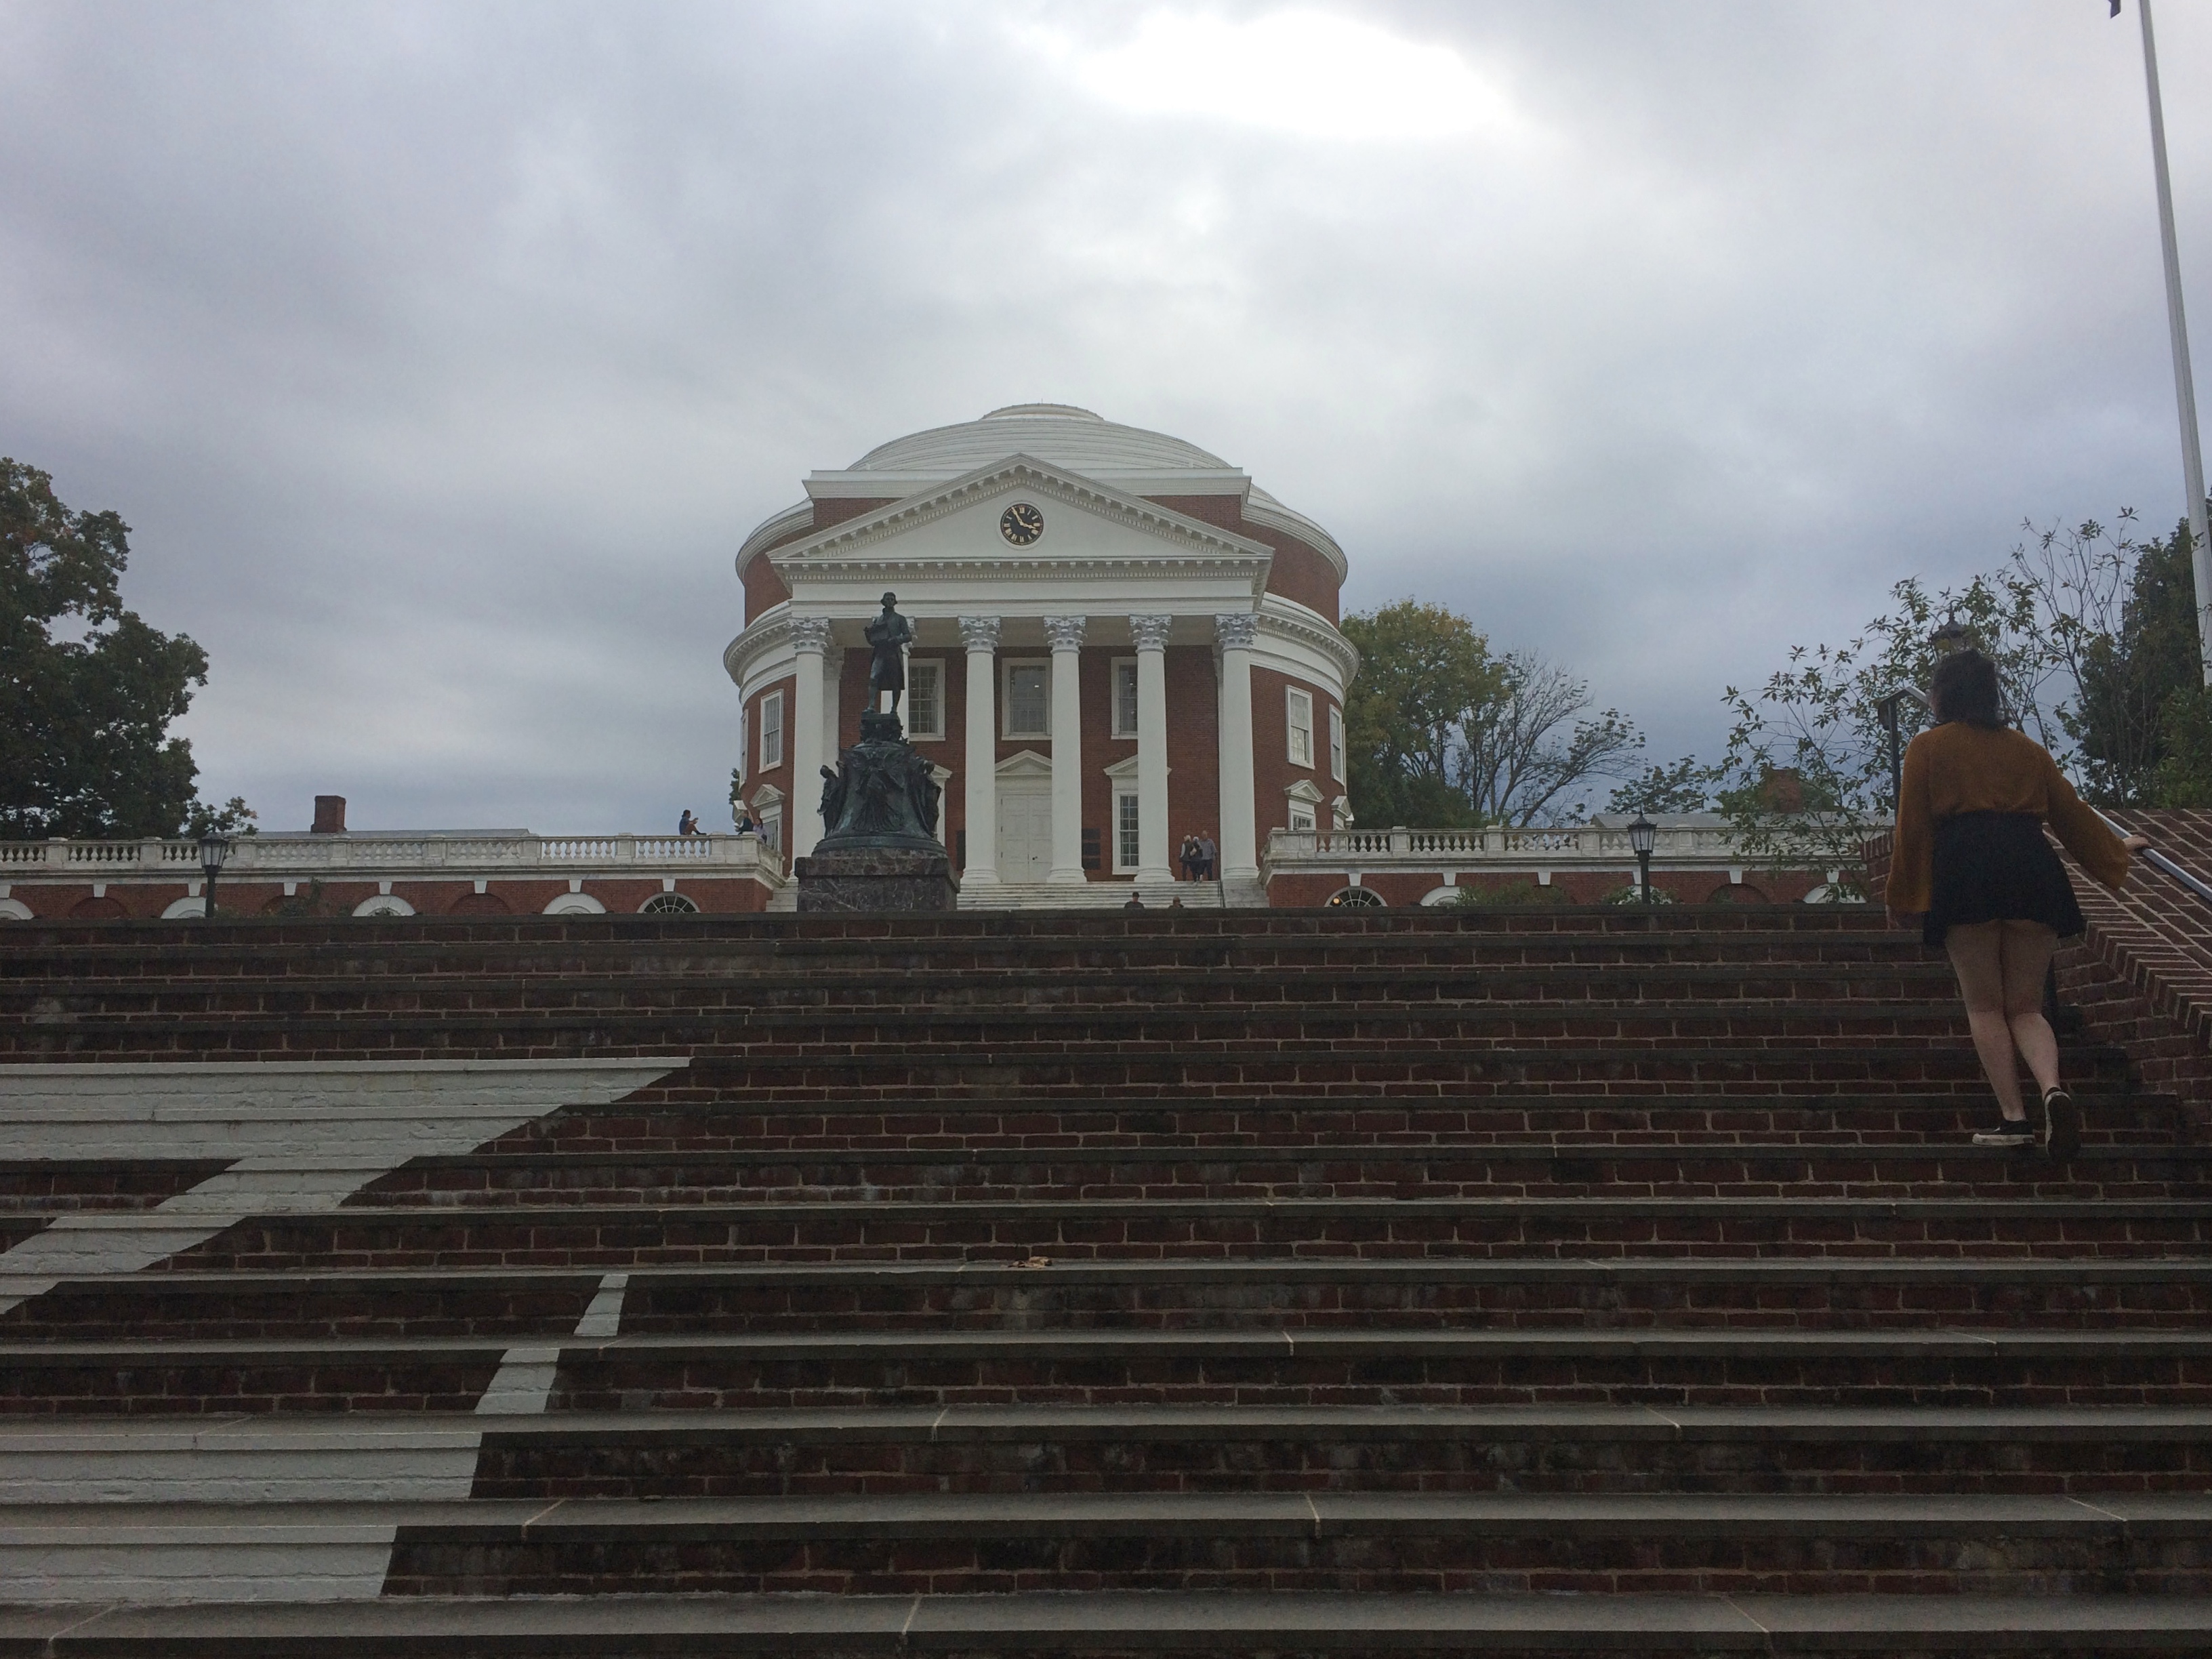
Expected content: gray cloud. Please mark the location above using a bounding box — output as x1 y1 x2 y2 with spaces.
1 0 2204 829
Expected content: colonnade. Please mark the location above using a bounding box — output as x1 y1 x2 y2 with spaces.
781 613 1260 888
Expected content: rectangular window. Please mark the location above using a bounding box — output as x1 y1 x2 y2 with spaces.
1111 659 1139 739
907 661 945 741
758 805 783 851
1116 790 1141 871
1329 705 1345 781
760 689 785 771
1286 687 1314 769
1004 660 1050 738
1288 801 1317 833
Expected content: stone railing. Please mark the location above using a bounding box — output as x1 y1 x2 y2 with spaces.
0 832 783 882
1263 821 1878 884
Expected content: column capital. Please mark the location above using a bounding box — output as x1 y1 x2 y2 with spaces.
958 615 1002 652
1128 614 1173 653
789 615 834 653
1213 613 1257 651
1044 615 1088 651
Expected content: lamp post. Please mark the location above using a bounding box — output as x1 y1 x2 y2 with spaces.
1627 813 1657 906
197 830 231 921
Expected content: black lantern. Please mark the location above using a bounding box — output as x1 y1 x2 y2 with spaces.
1626 813 1657 906
197 830 232 920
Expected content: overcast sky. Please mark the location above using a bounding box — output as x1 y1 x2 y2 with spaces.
3 0 2206 832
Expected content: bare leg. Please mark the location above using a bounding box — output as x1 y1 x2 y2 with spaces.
1945 922 2026 1122
1996 920 2061 1098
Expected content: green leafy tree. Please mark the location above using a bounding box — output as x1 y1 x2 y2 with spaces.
1340 601 1504 828
1342 601 1648 827
1 459 251 838
1607 756 1711 815
2012 512 2212 806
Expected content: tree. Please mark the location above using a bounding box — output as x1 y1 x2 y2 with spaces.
1341 601 1649 827
2012 512 2212 806
1 459 251 839
1340 601 1504 828
1607 755 1711 815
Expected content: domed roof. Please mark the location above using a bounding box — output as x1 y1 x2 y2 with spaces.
851 405 1235 478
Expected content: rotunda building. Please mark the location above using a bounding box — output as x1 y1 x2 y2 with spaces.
723 405 1357 903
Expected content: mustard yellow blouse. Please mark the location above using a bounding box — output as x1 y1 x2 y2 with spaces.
1886 722 2130 914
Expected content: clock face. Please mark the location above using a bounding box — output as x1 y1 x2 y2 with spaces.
1000 501 1044 546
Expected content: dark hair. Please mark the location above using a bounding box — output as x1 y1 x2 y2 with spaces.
1929 649 2002 729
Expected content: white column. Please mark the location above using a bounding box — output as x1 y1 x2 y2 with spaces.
821 643 844 771
1044 615 1087 886
790 616 831 858
1130 614 1174 884
960 616 1001 886
1214 612 1258 884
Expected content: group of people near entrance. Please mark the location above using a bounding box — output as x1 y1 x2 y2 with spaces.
1891 647 2150 1159
1177 832 1218 882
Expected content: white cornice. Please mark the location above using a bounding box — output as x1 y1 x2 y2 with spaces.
1244 489 1349 583
1256 594 1360 687
765 456 1275 586
735 501 815 577
724 606 794 689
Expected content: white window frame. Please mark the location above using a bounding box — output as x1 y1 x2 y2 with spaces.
1113 785 1141 872
1109 657 1139 739
1329 705 1345 781
757 803 783 852
906 659 946 741
1286 686 1315 769
759 688 785 771
1002 658 1051 740
1286 778 1324 835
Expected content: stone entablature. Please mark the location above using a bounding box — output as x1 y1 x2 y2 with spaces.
0 833 782 921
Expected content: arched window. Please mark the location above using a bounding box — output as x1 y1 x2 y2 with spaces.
1326 886 1385 908
640 892 700 914
542 893 607 915
352 895 416 918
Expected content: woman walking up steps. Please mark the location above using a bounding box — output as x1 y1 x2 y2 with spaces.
1885 649 2146 1158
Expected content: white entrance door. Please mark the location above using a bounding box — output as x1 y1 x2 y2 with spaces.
997 783 1053 882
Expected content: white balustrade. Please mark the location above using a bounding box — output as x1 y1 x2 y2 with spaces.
5 832 776 880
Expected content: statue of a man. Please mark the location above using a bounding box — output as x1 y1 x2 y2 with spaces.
865 592 914 712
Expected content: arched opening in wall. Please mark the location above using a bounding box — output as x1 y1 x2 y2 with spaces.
640 893 700 915
542 893 607 916
161 896 209 920
449 892 511 915
1326 886 1385 908
0 898 33 921
1703 882 1769 905
352 895 416 918
70 897 127 920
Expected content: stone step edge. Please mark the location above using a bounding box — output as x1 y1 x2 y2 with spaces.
13 1591 2212 1652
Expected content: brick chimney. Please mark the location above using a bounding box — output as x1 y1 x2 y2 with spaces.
312 796 347 835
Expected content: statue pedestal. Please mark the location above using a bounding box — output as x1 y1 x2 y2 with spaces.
794 846 957 914
795 707 957 913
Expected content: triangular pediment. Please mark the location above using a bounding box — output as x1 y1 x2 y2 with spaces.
765 455 1273 584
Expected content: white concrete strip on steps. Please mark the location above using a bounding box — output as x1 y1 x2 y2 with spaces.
0 1061 683 1312
0 1418 483 1505
478 1270 629 1416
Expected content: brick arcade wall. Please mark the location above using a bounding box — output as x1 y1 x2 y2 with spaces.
1264 868 1825 909
7 876 775 922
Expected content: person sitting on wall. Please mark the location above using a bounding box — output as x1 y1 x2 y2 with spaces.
678 810 699 836
733 806 758 836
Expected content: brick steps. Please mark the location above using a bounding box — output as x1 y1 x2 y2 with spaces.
467 1403 2212 1497
367 1488 2212 1597
12 1326 2212 1414
156 1195 2212 1269
342 1141 2212 1206
10 1591 2211 1655
14 1256 2212 1341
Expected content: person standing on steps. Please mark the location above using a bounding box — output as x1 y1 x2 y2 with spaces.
1884 649 2146 1158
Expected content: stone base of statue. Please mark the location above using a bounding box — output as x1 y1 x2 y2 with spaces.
794 844 957 913
794 708 957 914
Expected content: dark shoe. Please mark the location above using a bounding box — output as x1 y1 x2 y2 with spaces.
1973 1124 2035 1148
2043 1087 2081 1161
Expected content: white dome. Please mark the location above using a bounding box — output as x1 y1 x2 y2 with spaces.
851 405 1235 478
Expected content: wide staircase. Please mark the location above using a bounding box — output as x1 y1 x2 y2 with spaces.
1 905 2210 1652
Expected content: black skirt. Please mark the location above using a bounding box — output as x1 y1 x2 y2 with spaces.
1923 811 2085 948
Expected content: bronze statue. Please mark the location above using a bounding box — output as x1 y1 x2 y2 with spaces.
865 592 914 712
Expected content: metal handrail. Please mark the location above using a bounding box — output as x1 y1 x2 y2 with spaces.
2092 807 2212 909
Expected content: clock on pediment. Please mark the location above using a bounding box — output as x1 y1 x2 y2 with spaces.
999 502 1044 546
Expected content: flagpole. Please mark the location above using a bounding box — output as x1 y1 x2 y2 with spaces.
2135 0 2212 683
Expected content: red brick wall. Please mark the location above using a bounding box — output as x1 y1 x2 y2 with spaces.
1249 665 1340 842
739 499 898 623
1166 646 1222 869
1147 495 1342 624
7 876 774 921
1263 869 1821 908
743 672 798 872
